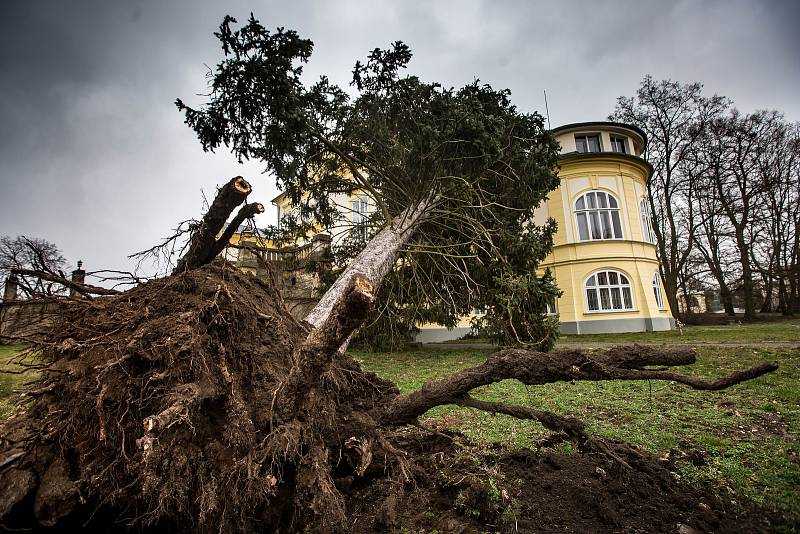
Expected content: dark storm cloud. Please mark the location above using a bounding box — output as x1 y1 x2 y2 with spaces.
1 0 798 278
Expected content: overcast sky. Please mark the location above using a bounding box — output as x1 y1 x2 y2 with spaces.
1 0 798 279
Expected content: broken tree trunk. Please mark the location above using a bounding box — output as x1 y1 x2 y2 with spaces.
281 275 375 416
208 202 266 260
174 176 254 273
304 196 434 329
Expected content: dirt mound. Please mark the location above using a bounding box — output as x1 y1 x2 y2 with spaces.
0 261 780 532
0 261 398 532
347 432 778 533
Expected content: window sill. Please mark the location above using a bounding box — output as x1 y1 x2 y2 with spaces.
583 309 638 315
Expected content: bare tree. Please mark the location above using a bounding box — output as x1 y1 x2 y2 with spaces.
750 118 800 315
611 77 728 316
0 235 69 299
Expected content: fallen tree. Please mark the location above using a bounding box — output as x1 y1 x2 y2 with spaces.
0 16 782 533
0 260 778 532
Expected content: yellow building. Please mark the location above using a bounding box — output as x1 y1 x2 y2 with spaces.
268 121 674 339
536 121 673 334
416 121 673 341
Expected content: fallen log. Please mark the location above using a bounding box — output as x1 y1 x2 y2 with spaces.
379 344 778 426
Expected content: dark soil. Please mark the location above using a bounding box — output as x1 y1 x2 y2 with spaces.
0 262 783 533
344 431 781 534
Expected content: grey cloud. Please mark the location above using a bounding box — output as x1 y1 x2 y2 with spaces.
0 0 797 279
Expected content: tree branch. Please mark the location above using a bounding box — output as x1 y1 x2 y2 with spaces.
380 344 777 426
10 268 119 297
208 202 265 260
173 176 253 273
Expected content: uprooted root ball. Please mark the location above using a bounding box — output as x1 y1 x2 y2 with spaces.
0 261 780 533
0 261 399 532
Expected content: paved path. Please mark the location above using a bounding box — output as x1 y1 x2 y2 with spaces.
423 341 800 350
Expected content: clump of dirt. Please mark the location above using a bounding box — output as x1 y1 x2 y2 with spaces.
0 261 398 532
0 261 782 533
346 432 780 533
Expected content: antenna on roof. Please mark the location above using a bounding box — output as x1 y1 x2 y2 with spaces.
543 90 551 130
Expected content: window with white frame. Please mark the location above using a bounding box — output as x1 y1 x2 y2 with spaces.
639 198 656 244
575 191 624 241
585 270 634 312
610 135 628 154
652 272 665 310
575 134 601 153
351 196 370 240
545 297 558 316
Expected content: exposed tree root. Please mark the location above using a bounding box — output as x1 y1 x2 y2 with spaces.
0 262 779 532
379 345 777 426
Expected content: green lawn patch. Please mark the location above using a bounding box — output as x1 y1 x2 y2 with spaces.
557 315 800 344
0 344 37 420
354 345 800 525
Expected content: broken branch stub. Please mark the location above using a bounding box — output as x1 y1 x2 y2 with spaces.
209 202 266 260
174 176 253 273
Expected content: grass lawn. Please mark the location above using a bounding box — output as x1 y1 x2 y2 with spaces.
557 315 800 344
0 344 37 420
445 315 800 345
355 344 800 526
2 341 798 525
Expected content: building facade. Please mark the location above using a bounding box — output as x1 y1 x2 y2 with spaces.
535 122 673 334
263 121 674 339
416 121 673 341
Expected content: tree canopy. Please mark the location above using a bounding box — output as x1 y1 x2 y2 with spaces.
178 14 561 346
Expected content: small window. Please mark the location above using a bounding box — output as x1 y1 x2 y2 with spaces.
575 191 624 241
351 196 370 240
545 297 558 316
610 136 628 154
652 272 665 310
639 198 656 244
586 270 634 312
575 134 601 153
352 196 369 223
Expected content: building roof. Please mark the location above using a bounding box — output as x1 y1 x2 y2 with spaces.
551 121 648 151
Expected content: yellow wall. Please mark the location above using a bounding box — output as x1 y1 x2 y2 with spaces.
540 152 673 327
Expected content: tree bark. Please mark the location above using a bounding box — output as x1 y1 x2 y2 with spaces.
208 202 265 260
379 344 777 427
735 229 757 321
174 177 253 273
304 197 433 328
720 284 736 316
281 275 375 416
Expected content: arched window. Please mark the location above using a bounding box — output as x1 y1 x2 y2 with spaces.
575 191 623 241
640 198 655 244
652 272 665 310
585 270 634 312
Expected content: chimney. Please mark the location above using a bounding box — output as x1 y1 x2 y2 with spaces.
3 275 18 302
70 261 86 298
